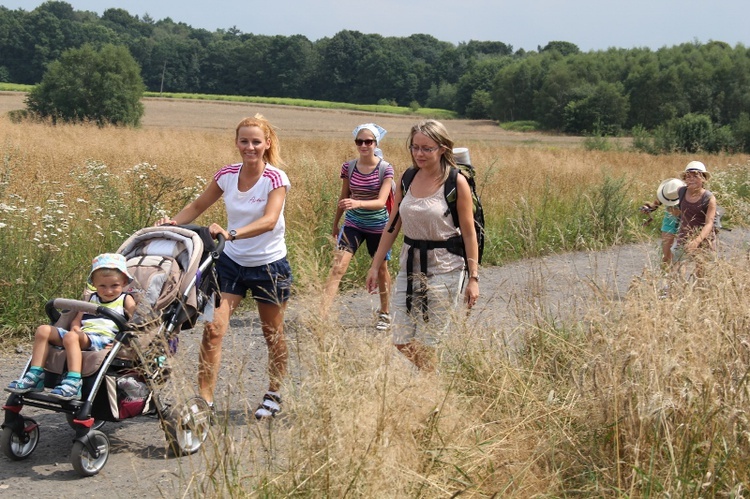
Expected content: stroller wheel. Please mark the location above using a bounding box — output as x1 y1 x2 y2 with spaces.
71 429 109 477
65 413 106 431
164 396 210 456
1 417 40 460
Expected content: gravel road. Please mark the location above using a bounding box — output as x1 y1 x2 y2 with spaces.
1 229 749 497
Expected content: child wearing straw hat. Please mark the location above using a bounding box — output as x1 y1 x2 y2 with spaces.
641 178 685 265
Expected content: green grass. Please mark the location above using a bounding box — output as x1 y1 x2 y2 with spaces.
147 92 457 119
499 120 541 132
0 83 32 92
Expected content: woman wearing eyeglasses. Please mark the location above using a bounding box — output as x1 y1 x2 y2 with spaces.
322 123 395 331
365 120 479 371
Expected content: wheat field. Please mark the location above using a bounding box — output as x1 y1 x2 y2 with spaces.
3 98 750 496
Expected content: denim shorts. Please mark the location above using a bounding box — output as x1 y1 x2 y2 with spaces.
57 327 112 351
338 226 391 260
216 253 293 304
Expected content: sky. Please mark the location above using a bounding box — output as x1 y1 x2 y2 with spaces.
2 0 748 52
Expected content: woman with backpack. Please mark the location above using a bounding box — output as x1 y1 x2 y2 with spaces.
321 123 395 331
365 120 479 372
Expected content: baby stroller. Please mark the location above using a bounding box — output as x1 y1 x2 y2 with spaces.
1 225 224 477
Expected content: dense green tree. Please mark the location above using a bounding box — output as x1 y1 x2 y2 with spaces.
4 2 750 143
455 57 510 116
26 43 145 126
534 57 585 129
465 90 493 119
425 81 457 110
539 41 580 56
0 7 27 82
459 40 513 58
563 81 629 134
314 30 372 102
492 57 547 121
259 35 316 98
101 7 153 39
199 35 244 94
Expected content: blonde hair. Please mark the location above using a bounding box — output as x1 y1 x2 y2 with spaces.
408 119 456 183
235 114 285 168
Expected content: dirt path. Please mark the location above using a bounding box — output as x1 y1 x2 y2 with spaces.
2 230 748 496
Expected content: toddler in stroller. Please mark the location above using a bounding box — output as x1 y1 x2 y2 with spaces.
1 225 224 477
7 253 138 400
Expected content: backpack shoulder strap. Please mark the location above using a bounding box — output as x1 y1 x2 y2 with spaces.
346 159 357 180
400 166 418 195
444 167 460 229
376 158 386 185
387 166 418 233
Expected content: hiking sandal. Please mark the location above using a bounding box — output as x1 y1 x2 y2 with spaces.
375 312 391 331
254 392 282 420
6 370 45 394
49 377 82 401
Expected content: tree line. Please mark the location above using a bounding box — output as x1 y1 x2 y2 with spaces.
2 2 750 152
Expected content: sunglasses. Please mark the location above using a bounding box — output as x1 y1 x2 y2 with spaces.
684 171 704 178
355 139 376 146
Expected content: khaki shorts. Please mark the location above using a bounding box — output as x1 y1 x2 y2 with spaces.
391 268 465 347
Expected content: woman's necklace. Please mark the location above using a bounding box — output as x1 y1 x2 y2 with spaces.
238 162 264 192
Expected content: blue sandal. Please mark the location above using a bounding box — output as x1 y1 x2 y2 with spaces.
6 370 45 394
49 377 82 401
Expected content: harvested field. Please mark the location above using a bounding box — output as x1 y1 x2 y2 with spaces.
0 91 585 146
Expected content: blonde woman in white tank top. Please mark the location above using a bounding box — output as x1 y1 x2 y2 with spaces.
366 120 480 372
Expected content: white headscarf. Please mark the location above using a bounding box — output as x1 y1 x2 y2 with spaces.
352 123 387 145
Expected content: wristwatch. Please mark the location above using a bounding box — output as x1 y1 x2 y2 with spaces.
469 274 480 282
229 229 237 242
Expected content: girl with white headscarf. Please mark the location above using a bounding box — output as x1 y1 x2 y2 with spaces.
321 123 395 331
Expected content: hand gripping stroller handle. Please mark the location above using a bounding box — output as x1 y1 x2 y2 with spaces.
45 298 131 333
213 233 226 259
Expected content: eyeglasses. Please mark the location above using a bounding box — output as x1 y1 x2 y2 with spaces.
409 145 440 154
355 139 375 146
685 171 704 178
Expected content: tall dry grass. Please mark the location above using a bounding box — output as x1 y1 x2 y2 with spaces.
163 254 750 497
2 114 750 332
3 114 750 495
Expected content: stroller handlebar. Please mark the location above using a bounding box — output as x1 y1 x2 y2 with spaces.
159 223 225 259
46 298 131 333
213 233 226 259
